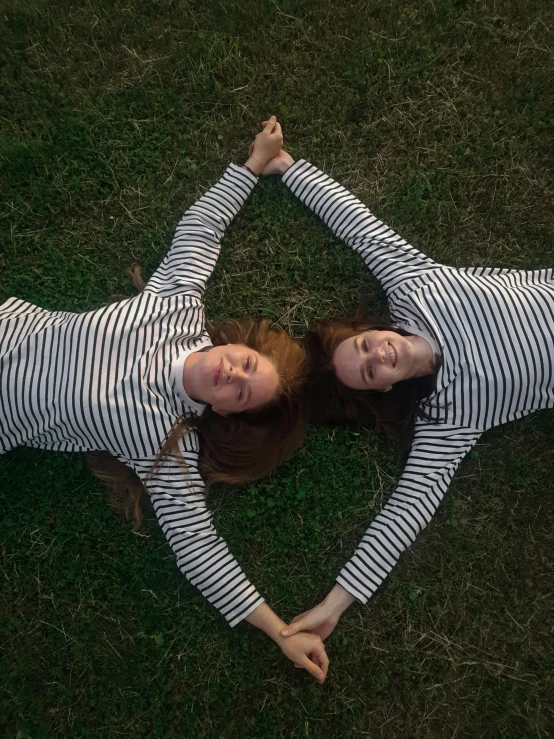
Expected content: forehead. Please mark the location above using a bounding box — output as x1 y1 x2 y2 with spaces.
248 354 279 406
335 329 389 354
333 334 359 370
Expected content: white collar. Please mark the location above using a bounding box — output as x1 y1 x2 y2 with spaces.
170 337 213 416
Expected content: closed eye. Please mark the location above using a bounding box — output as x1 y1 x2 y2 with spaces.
244 356 251 371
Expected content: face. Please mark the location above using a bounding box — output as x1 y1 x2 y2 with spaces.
195 344 279 414
333 330 416 392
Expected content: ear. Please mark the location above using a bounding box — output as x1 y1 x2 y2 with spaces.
380 385 393 393
212 406 230 416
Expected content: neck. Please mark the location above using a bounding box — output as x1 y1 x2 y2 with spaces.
406 335 435 379
182 351 205 402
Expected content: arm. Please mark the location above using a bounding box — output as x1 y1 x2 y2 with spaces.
127 433 329 681
282 422 482 639
128 434 265 627
271 154 440 295
145 118 283 300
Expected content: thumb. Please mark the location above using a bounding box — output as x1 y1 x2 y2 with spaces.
281 619 307 638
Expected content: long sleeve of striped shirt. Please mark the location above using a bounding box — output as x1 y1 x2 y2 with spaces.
124 433 265 628
145 164 258 300
282 159 439 295
336 423 481 603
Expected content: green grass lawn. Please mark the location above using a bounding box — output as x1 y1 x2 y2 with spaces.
1 1 553 736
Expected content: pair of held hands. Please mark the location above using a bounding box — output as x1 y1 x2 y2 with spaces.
244 115 295 177
242 116 357 684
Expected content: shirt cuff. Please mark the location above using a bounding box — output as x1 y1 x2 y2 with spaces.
229 162 259 187
336 573 370 606
281 158 309 187
227 594 265 628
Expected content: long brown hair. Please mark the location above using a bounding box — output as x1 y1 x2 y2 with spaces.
87 273 308 528
304 319 439 450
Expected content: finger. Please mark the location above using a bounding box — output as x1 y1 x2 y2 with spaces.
313 644 329 678
263 115 277 132
248 142 254 157
300 655 325 683
281 619 307 637
272 121 282 139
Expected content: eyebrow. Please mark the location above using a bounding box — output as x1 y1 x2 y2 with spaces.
244 355 257 405
355 339 368 385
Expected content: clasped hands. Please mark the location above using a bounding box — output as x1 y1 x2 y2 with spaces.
243 115 295 178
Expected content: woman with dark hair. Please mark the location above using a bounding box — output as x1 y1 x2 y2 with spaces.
259 146 554 644
0 119 328 683
304 318 439 448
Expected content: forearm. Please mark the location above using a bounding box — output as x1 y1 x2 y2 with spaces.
245 602 287 644
282 159 380 246
145 165 257 298
324 583 356 616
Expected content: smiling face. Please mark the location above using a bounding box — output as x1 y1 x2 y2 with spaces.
191 344 280 414
332 330 418 392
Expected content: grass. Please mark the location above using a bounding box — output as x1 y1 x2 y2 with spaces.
1 0 553 736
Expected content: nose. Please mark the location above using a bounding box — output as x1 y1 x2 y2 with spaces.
227 364 246 382
372 347 386 364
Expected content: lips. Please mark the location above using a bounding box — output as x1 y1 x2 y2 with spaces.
214 358 223 386
388 342 397 367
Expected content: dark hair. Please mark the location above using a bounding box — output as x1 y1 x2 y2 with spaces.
304 319 439 450
87 272 308 528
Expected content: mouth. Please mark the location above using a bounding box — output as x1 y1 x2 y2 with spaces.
214 358 223 386
388 342 397 368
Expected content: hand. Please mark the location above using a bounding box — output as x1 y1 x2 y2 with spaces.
282 604 340 642
244 115 283 174
276 630 329 684
245 602 328 684
281 585 356 642
258 149 295 176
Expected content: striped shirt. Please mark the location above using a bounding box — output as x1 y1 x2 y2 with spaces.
283 159 554 604
0 164 265 627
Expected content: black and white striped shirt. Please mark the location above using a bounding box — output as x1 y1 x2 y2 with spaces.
283 159 554 604
0 164 264 627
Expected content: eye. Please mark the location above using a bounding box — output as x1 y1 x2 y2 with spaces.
362 339 369 353
244 356 251 371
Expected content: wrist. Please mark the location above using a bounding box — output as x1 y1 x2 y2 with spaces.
279 154 295 174
323 584 356 618
245 603 286 643
243 154 264 176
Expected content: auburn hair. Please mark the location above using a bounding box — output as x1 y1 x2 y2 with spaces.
87 271 308 529
304 319 439 450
